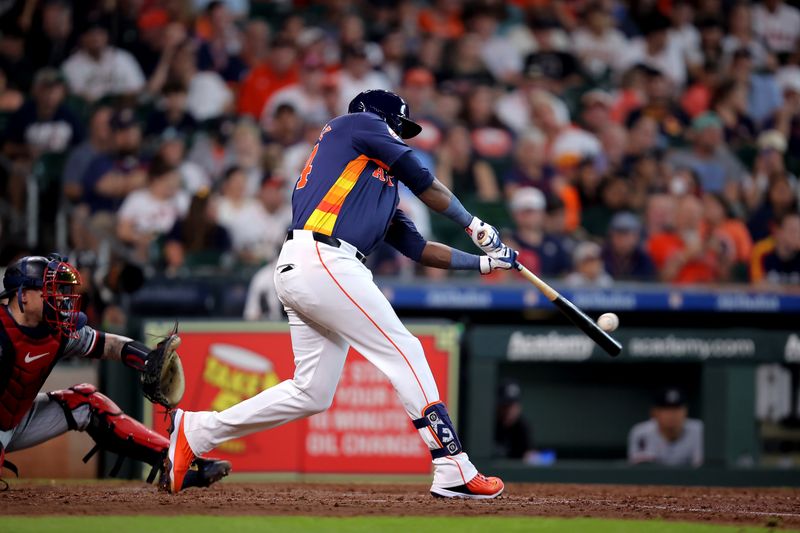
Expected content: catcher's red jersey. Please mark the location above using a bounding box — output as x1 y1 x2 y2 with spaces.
0 305 64 430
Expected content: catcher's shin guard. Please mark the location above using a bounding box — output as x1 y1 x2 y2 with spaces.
48 383 168 482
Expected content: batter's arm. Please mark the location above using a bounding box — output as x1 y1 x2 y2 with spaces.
390 153 473 228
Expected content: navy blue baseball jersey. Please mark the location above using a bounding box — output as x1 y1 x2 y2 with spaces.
291 112 431 255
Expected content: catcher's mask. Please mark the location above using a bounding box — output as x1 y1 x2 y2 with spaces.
1 254 82 338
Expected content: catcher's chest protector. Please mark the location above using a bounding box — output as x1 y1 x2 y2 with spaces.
0 306 63 431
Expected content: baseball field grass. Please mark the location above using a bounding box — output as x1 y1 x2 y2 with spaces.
3 516 794 533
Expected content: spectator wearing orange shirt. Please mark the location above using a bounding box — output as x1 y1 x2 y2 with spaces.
237 37 299 118
648 195 720 283
419 0 465 40
702 192 752 280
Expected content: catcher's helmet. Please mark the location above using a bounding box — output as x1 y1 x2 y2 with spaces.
1 254 83 337
348 89 422 139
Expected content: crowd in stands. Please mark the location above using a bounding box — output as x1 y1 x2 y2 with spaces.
1 0 799 299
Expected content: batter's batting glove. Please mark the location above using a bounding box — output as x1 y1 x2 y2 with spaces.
479 254 517 274
467 216 518 263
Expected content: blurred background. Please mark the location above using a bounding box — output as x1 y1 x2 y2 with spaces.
0 0 799 485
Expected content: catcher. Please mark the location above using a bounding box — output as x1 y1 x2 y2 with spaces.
0 253 230 489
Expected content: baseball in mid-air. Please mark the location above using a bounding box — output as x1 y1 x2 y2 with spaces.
597 313 619 332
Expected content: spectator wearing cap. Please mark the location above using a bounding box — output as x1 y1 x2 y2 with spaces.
261 54 330 130
80 108 146 217
753 0 800 55
603 212 656 281
745 130 797 213
666 112 747 197
63 105 113 203
750 211 800 286
26 0 77 71
766 68 800 168
336 42 392 114
237 37 299 119
494 381 534 461
61 19 146 103
2 68 83 163
117 155 189 262
155 131 210 195
196 1 247 83
628 388 704 467
170 39 233 121
507 187 571 277
565 241 613 288
572 3 628 79
617 13 687 89
144 81 197 142
721 3 772 70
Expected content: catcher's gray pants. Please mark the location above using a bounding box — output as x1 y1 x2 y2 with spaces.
0 393 90 452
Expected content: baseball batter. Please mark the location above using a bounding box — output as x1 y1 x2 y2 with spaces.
165 90 517 498
0 254 229 489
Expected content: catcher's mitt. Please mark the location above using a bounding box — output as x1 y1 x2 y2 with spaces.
141 328 186 408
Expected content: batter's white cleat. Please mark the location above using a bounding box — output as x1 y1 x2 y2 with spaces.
430 473 505 499
162 408 196 493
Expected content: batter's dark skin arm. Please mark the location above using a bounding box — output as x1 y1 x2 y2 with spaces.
417 179 456 215
420 242 455 269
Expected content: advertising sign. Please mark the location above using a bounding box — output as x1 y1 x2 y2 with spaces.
144 322 459 474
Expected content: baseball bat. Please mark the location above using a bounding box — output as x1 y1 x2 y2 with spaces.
515 262 622 357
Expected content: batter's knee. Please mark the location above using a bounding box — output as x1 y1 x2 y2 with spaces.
296 382 336 415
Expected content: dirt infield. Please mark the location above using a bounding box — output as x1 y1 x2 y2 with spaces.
2 481 799 528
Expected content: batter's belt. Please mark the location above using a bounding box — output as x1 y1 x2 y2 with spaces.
285 230 366 264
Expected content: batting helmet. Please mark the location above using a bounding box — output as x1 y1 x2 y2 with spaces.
1 254 83 337
348 89 422 139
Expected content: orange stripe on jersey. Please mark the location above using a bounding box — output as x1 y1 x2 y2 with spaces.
303 155 371 235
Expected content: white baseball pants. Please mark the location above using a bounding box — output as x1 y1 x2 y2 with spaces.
181 230 478 488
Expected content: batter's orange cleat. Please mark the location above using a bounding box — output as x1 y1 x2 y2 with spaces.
162 408 196 493
430 473 505 499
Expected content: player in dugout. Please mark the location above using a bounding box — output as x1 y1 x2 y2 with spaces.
0 254 230 490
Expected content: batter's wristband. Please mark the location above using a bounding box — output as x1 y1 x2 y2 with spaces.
442 195 473 228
